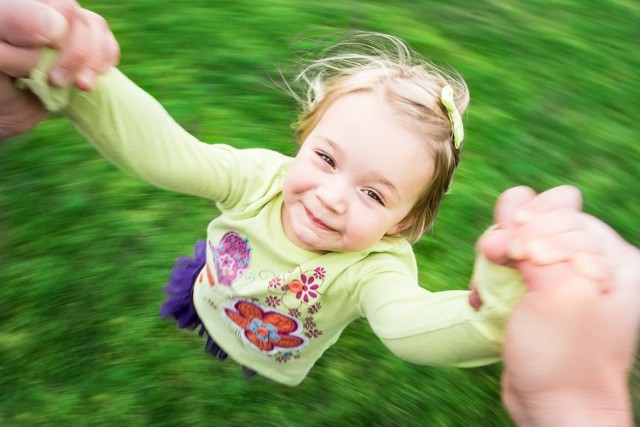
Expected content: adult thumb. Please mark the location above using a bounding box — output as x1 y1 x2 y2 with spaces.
0 1 68 46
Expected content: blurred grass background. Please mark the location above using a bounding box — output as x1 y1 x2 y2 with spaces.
1 0 638 425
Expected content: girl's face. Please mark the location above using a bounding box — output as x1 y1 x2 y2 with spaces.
282 91 433 253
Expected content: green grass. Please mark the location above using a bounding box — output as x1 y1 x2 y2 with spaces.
1 0 639 425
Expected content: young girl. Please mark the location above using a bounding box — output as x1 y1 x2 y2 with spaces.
15 32 527 386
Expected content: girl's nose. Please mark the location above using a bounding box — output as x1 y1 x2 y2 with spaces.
316 183 347 214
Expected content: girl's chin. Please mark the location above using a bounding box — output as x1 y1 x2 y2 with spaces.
293 230 332 253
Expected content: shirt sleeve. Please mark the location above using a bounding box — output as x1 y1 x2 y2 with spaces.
17 48 289 209
348 251 525 367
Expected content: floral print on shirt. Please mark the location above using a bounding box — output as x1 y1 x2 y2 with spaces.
264 266 327 341
224 300 306 354
210 230 328 359
210 231 251 286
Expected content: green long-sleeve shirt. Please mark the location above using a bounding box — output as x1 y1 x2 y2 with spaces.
20 49 524 386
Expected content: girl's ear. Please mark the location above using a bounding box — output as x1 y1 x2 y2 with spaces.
386 218 413 236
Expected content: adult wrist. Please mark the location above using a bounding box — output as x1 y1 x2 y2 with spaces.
504 383 632 427
0 86 48 141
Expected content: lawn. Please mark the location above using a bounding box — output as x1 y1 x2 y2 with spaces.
1 0 638 425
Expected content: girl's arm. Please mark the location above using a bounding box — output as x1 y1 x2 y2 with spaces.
351 186 593 366
349 253 524 367
19 48 274 205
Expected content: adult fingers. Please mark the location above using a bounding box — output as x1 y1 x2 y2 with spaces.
571 253 610 289
484 204 588 265
516 259 607 294
72 9 119 90
490 186 582 264
93 13 120 73
0 44 41 78
38 0 81 40
48 6 120 89
476 227 514 266
47 8 93 87
493 186 537 229
582 215 635 260
0 0 68 46
34 0 86 87
0 72 49 141
512 185 583 226
525 230 604 267
507 209 589 260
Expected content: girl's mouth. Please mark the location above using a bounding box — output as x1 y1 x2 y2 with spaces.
305 207 334 231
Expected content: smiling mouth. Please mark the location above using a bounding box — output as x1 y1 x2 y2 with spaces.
304 207 334 231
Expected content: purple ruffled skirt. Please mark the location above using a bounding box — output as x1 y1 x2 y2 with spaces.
160 240 256 377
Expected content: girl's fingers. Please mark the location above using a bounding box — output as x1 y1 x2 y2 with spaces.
468 279 482 309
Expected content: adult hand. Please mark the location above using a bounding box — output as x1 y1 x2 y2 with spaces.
501 213 640 426
470 185 584 308
471 185 639 424
0 0 119 141
0 0 119 87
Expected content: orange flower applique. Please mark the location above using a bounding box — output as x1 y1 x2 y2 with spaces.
224 300 307 354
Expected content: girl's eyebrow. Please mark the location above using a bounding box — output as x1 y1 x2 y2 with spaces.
318 136 343 155
367 173 400 200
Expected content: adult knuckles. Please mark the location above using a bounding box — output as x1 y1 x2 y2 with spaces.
43 0 81 22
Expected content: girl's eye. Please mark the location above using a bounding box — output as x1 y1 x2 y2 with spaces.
364 189 385 205
316 152 335 168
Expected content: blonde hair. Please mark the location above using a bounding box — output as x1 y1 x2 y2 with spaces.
285 32 469 243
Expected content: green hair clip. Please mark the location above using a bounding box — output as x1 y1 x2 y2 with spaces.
440 85 464 149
